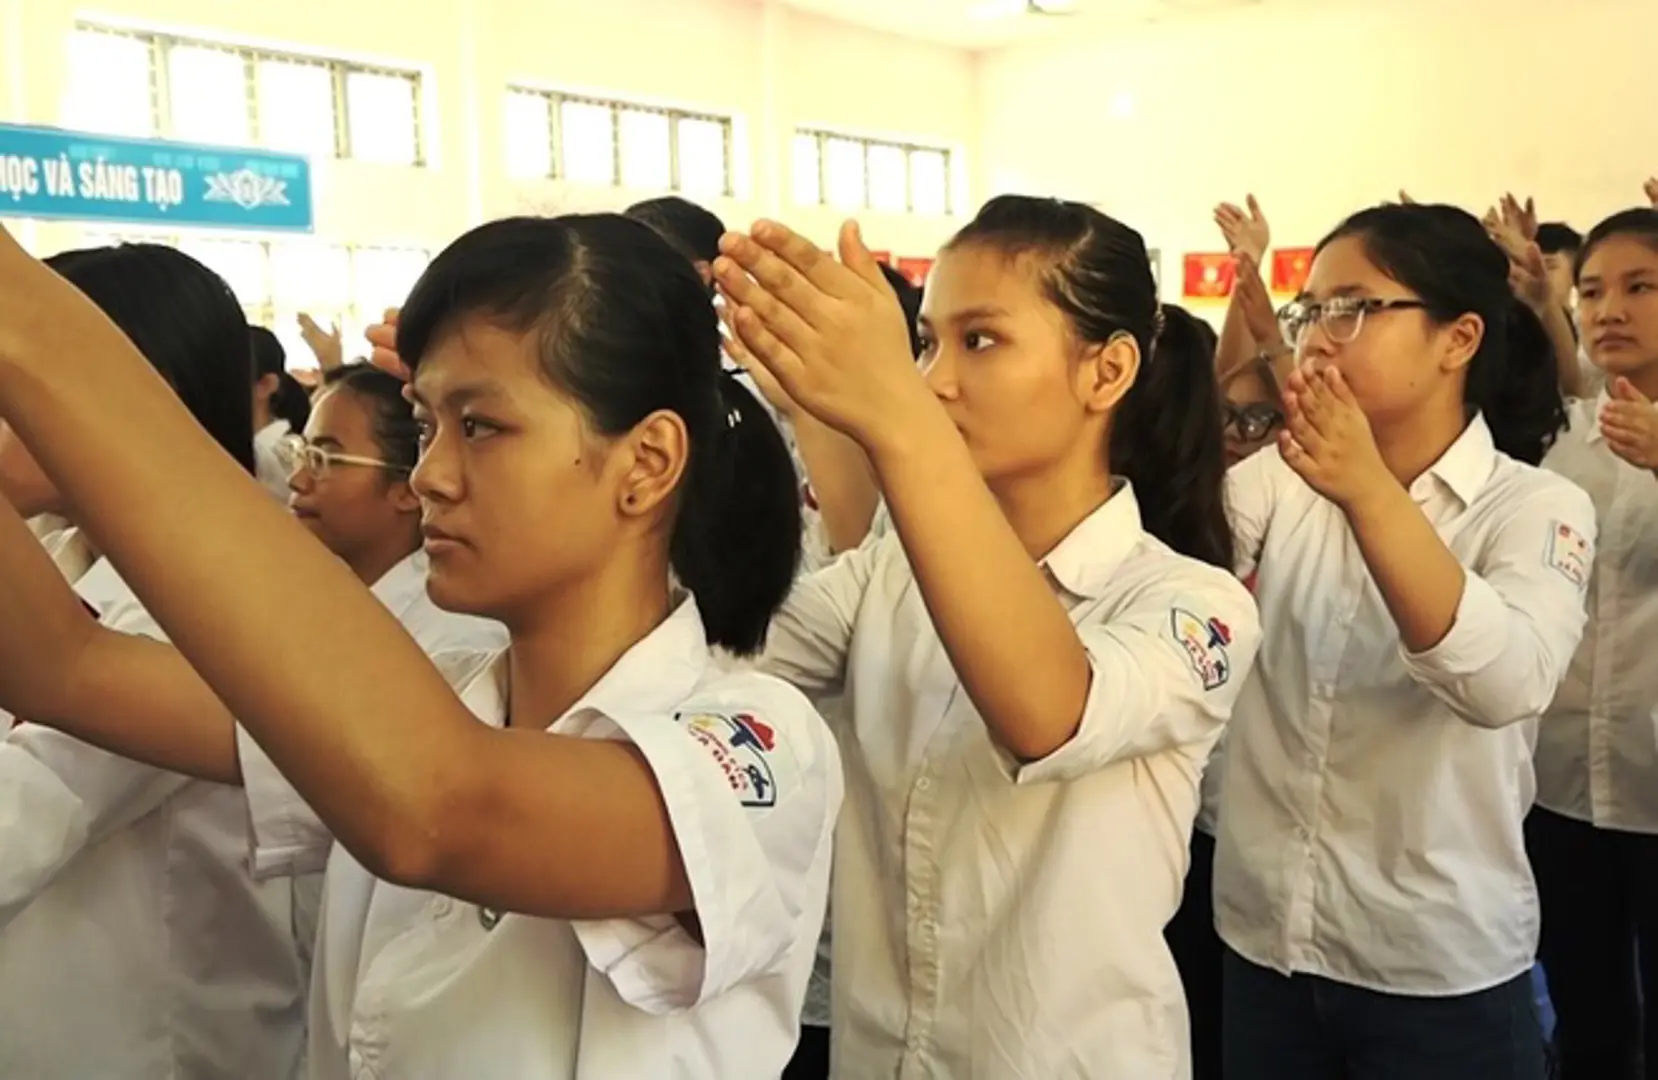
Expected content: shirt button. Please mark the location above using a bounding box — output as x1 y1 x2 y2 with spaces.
915 777 932 792
432 897 454 918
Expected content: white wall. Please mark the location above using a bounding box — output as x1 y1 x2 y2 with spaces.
2 0 976 261
977 0 1658 302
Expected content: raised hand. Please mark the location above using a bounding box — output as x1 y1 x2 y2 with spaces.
1214 195 1271 265
717 296 797 417
1500 193 1538 241
364 308 408 382
1280 365 1391 509
1645 177 1658 208
1601 377 1658 472
296 313 344 372
712 219 932 450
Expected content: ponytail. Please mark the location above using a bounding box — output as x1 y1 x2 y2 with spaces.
1467 299 1567 466
671 375 803 655
1111 304 1234 569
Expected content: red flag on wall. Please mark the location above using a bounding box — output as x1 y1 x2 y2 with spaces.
870 250 893 265
1183 253 1236 299
1271 247 1315 294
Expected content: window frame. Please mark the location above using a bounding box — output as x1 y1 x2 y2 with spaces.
505 85 735 198
71 22 426 165
793 127 955 216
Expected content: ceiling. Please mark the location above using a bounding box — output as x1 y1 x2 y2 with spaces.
773 0 1267 48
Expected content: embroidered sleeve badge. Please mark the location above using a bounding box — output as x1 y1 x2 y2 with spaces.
1545 520 1590 588
1170 608 1233 692
677 711 780 808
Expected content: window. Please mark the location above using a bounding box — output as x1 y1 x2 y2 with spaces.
793 129 954 215
75 231 428 366
68 24 424 165
507 87 733 197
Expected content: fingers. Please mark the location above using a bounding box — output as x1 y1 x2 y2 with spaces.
1281 387 1325 456
1612 376 1652 405
711 255 820 355
364 321 408 381
747 220 860 300
727 304 806 399
1247 194 1264 222
836 220 889 291
1323 366 1359 407
718 233 836 331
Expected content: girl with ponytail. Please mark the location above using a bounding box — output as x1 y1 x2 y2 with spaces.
0 214 840 1078
718 195 1262 1077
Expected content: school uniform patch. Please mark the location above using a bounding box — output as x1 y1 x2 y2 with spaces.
677 711 780 808
1544 520 1590 587
1170 608 1233 692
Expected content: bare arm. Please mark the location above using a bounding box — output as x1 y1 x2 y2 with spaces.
717 221 1093 762
0 227 696 920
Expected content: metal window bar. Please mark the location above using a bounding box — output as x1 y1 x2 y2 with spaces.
77 22 423 165
798 128 953 213
519 87 732 194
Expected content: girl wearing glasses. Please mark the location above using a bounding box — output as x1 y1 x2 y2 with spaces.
1528 208 1658 1079
719 197 1262 1078
0 214 839 1079
1215 202 1594 1080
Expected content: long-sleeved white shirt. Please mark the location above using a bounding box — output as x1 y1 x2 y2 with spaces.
1536 393 1658 833
1214 416 1595 995
763 481 1261 1079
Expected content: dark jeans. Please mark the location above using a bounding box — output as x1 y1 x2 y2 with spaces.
1527 805 1658 1079
784 1023 830 1080
1222 947 1544 1080
1166 829 1222 1080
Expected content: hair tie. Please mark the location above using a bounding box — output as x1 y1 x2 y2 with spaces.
718 367 746 430
1148 306 1167 355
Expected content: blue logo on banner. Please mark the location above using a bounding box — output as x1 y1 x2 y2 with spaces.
0 123 314 233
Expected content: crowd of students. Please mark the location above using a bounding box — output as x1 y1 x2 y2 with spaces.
0 175 1654 1080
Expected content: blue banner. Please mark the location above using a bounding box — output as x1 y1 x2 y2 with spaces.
0 123 313 233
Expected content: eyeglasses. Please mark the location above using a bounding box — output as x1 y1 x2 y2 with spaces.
1276 296 1428 345
277 433 410 482
1223 401 1285 442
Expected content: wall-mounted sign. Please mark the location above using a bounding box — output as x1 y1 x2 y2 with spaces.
895 256 934 288
0 122 314 233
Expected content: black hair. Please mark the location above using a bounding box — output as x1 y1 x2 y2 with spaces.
46 244 255 474
1536 222 1583 257
624 196 727 266
250 326 313 433
945 195 1234 570
320 363 420 474
879 263 925 358
1320 203 1566 465
1573 208 1658 282
395 215 801 654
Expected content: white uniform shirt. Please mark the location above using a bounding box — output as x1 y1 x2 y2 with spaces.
1214 416 1596 995
0 562 308 1080
237 598 840 1080
763 482 1261 1079
27 513 96 585
255 419 294 503
1537 394 1658 833
0 552 503 1080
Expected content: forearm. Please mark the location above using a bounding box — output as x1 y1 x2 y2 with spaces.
791 412 879 554
1344 482 1466 653
868 406 1091 761
1215 291 1257 379
0 302 474 879
0 494 100 712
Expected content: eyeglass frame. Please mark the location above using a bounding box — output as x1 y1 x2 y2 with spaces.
1223 401 1286 443
277 433 412 482
1276 296 1429 347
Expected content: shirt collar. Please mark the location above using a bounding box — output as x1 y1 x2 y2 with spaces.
1040 479 1146 600
1408 413 1498 508
1584 389 1612 446
472 595 710 728
368 551 433 622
